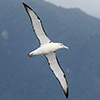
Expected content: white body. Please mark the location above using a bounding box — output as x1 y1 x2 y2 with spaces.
29 42 64 56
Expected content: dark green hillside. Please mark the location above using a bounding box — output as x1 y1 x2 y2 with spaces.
0 0 100 100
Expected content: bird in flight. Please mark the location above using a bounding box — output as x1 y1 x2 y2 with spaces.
23 3 69 98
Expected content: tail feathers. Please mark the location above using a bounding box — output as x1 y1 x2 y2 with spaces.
27 53 33 57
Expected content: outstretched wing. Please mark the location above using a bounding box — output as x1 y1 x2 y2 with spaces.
23 3 51 46
45 52 68 98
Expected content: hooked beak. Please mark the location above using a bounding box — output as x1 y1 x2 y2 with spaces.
64 46 69 49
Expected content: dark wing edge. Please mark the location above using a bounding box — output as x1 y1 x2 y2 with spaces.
23 2 51 45
55 55 69 98
44 53 68 98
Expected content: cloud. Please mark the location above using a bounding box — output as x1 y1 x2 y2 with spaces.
1 30 9 40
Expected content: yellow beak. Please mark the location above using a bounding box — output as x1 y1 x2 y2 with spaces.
64 46 69 49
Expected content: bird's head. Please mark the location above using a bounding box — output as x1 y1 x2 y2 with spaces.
58 43 69 50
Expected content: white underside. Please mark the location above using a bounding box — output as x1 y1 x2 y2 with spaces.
29 42 62 56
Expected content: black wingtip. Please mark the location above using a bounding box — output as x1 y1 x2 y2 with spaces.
63 87 68 98
22 2 34 12
22 2 26 7
65 87 68 98
22 2 29 8
22 2 28 9
22 2 25 5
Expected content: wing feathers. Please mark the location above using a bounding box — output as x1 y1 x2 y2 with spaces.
23 3 51 46
45 52 68 98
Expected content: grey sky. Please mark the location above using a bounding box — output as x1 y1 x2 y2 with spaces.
44 0 100 19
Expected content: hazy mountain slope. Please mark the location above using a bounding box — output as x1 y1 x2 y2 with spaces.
0 0 100 100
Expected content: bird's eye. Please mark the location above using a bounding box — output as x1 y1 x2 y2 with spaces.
60 43 63 46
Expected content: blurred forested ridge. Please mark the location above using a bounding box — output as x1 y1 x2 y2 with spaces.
0 0 100 100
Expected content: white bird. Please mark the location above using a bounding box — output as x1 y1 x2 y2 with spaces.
23 3 69 98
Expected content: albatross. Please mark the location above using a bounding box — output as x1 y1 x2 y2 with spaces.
23 3 69 98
